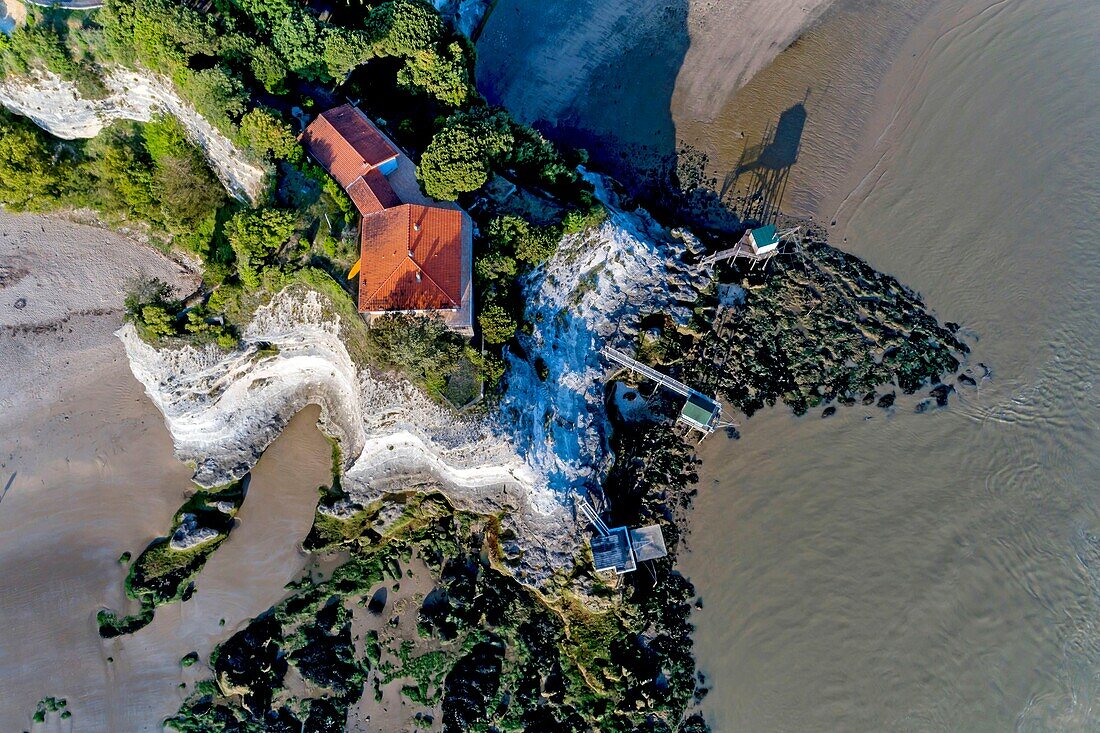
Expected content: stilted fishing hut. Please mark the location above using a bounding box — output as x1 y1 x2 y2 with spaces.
699 224 801 270
578 499 667 575
601 347 723 437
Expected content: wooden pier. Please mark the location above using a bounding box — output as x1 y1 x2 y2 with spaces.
700 224 801 271
601 346 723 436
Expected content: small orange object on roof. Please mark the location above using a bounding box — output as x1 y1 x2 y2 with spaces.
300 104 400 192
359 204 464 312
302 104 472 328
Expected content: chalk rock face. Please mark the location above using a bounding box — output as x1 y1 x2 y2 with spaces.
0 69 266 203
120 290 367 487
431 0 490 38
211 501 237 515
499 171 709 499
119 288 572 582
170 513 220 551
319 499 364 521
118 177 709 581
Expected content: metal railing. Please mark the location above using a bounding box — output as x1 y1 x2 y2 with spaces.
601 346 694 397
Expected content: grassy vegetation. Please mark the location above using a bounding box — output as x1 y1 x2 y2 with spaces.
0 0 608 393
98 479 246 637
30 696 68 724
165 461 707 733
5 3 710 730
649 224 970 416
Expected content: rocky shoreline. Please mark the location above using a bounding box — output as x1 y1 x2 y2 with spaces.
679 218 974 418
145 200 975 731
165 405 711 733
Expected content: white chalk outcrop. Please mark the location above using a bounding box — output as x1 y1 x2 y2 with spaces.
0 69 266 203
499 172 708 498
120 290 365 485
170 514 220 551
118 176 707 578
119 288 568 577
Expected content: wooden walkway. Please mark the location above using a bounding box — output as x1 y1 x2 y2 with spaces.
601 346 723 434
602 347 695 397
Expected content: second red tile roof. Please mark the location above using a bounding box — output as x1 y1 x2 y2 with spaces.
300 104 400 191
358 204 465 312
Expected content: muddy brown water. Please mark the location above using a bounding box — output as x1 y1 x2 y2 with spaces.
678 0 1100 730
480 0 1099 728
0 378 332 732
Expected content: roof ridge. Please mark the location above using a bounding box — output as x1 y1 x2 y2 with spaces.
411 260 458 307
362 208 410 304
406 205 462 304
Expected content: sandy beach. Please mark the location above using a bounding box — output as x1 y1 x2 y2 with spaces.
476 0 1007 226
0 213 334 731
476 0 835 186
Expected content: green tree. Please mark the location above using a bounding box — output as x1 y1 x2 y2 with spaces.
396 42 470 107
102 0 221 71
514 224 560 264
0 113 66 209
184 309 212 333
271 10 326 81
140 304 177 338
173 66 247 131
322 26 374 80
485 214 560 264
142 114 190 162
140 115 225 232
246 43 289 94
478 302 517 344
239 107 301 162
0 21 77 79
92 132 158 219
474 250 517 285
368 0 442 57
154 154 225 228
418 109 513 200
367 314 464 391
225 208 297 287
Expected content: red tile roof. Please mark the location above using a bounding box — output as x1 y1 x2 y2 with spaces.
300 104 400 191
346 169 401 215
359 204 465 312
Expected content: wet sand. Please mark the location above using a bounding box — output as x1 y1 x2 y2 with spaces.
476 0 834 184
674 0 1030 222
0 389 332 731
0 212 334 731
673 0 943 219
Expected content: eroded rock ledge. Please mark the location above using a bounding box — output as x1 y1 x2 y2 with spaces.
118 289 571 581
0 69 266 203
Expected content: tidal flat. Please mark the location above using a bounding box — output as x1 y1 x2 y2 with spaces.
0 214 332 730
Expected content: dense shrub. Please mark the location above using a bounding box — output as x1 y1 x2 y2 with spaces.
0 111 70 209
225 208 298 286
418 108 514 200
238 107 302 162
369 0 443 57
367 314 466 397
477 302 517 345
397 41 470 107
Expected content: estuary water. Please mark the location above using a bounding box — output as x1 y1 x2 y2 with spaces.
682 0 1100 730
